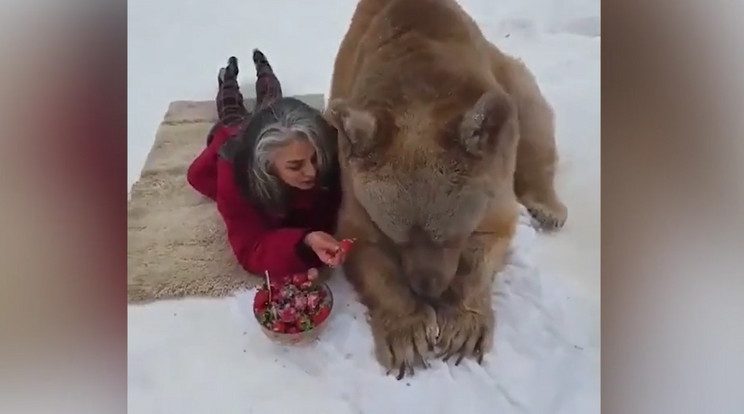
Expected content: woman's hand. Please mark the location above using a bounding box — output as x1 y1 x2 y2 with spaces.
303 231 347 267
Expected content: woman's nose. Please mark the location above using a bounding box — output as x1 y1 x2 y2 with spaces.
302 163 316 178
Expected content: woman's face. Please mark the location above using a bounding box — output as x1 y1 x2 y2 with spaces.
271 137 318 190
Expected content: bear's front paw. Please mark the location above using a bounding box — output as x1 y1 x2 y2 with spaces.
523 197 567 231
369 304 438 380
435 303 495 365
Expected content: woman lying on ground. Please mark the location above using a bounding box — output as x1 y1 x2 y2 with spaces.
187 49 345 282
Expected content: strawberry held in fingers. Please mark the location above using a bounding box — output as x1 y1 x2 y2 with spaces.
339 238 356 254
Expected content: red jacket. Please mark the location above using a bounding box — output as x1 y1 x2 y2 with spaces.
186 124 341 282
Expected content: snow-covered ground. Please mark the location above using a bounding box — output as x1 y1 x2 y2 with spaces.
128 0 600 413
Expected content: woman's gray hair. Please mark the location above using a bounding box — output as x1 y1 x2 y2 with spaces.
233 97 338 215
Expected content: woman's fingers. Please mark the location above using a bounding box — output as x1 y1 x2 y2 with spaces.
315 239 339 252
320 232 342 249
335 251 347 265
311 232 351 267
327 249 348 267
318 250 338 266
329 253 343 267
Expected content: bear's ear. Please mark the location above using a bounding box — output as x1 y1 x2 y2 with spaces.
326 99 377 152
458 90 516 158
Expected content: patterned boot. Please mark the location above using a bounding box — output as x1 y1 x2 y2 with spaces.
207 56 248 145
253 49 283 111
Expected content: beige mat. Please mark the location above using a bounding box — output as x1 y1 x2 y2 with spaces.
127 94 326 304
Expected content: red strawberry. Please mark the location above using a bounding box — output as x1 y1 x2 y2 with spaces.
292 293 308 311
339 238 356 254
306 291 322 309
312 305 331 326
287 326 299 334
253 302 266 314
307 268 319 281
272 321 287 333
279 305 297 323
292 272 308 286
254 290 270 307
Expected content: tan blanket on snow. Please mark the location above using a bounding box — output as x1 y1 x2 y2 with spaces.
127 95 326 304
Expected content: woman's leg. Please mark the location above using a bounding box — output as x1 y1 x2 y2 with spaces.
252 49 283 111
207 57 249 145
216 56 249 125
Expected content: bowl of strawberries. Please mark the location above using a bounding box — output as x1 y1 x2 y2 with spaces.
252 270 333 346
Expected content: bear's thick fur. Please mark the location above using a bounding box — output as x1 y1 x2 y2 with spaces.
325 0 566 378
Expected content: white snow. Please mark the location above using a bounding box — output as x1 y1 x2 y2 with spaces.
128 0 600 413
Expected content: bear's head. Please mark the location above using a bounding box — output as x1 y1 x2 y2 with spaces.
327 89 518 300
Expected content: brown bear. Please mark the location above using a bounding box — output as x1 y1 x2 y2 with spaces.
325 0 567 379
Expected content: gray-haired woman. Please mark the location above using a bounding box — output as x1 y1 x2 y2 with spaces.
187 50 345 283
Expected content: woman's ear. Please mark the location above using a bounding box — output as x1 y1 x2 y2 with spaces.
326 99 377 151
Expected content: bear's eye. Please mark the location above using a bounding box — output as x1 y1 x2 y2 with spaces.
345 134 374 159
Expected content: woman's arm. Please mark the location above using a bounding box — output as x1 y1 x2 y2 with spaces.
187 125 238 200
186 146 218 200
